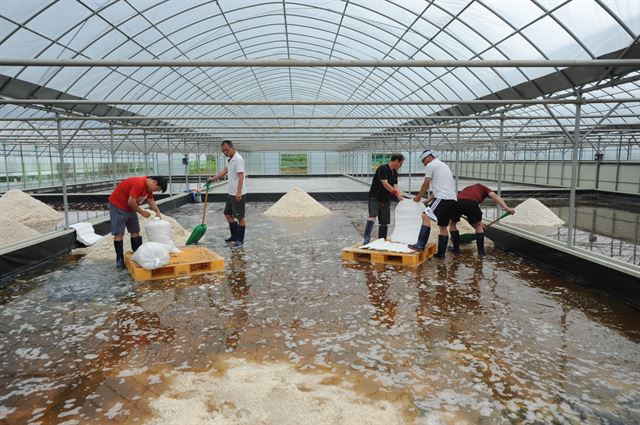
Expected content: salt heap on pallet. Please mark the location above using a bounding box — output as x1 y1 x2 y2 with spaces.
264 187 331 217
0 189 63 232
501 198 564 234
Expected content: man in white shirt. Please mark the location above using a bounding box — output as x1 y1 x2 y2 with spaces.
208 140 247 247
409 150 457 258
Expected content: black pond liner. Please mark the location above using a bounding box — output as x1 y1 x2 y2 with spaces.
486 224 640 309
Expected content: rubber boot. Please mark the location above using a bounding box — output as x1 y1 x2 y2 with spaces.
233 226 245 247
378 225 388 240
434 235 448 258
131 236 143 252
409 225 431 251
363 220 375 244
476 233 486 257
449 230 460 253
114 240 124 269
225 221 238 243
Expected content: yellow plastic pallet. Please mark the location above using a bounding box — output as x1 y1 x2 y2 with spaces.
125 246 224 281
341 242 437 267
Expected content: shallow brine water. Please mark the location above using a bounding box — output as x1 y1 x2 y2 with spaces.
1 202 639 424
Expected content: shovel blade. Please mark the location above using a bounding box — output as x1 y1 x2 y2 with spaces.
186 224 207 245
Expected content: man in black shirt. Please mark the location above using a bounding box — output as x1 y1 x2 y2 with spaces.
364 154 405 244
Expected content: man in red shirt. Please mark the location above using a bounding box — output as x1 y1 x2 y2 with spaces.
449 183 515 256
108 176 167 268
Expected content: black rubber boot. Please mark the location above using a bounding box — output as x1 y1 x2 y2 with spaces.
476 233 486 257
225 221 238 243
378 225 388 240
131 236 143 252
233 226 246 247
434 235 448 258
363 220 375 244
114 240 124 268
409 225 431 251
449 230 460 253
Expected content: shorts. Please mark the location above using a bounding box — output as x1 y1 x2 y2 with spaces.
224 194 246 219
109 202 140 235
451 199 483 225
424 198 456 227
368 198 391 225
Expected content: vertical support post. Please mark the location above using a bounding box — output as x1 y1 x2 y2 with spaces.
71 146 77 185
48 145 54 186
408 133 412 193
197 141 201 186
109 123 116 188
497 114 505 197
167 136 173 195
19 142 26 189
91 147 95 182
455 124 460 191
567 97 582 248
56 114 69 229
3 142 9 191
143 130 149 175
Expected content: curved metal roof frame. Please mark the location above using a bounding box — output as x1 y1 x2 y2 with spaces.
0 0 639 153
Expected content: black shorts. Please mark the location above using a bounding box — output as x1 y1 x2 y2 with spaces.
451 199 483 225
429 198 457 227
224 194 246 219
367 198 391 225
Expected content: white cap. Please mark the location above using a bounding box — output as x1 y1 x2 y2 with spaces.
419 150 435 161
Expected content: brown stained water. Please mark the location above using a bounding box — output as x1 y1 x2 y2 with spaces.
1 202 639 424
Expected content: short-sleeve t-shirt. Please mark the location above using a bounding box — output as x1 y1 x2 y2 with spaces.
458 184 493 204
424 158 457 200
108 176 154 211
369 164 398 202
227 152 247 195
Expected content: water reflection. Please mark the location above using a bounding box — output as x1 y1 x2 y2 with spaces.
363 266 397 328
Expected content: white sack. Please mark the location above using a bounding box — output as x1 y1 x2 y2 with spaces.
131 242 172 270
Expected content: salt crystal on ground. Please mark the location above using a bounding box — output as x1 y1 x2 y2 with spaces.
144 358 409 425
264 187 331 217
501 198 564 234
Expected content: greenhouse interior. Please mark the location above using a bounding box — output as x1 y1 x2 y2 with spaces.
1 1 639 424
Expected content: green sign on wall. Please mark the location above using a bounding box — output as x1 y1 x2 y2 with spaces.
280 153 307 174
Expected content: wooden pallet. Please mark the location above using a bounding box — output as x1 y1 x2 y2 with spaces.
341 242 436 267
125 246 224 281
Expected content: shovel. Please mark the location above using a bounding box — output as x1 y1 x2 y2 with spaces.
459 211 511 242
186 182 210 245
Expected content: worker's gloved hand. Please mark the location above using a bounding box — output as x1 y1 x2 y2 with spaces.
507 207 516 215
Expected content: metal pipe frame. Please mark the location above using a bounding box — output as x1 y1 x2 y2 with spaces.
2 58 639 68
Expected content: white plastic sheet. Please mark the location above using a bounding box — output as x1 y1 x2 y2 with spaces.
389 200 424 244
69 222 102 246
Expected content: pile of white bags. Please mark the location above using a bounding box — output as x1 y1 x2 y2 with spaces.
131 218 182 270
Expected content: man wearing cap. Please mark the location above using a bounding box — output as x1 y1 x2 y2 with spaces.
449 183 515 256
409 150 457 258
108 175 167 268
363 154 405 244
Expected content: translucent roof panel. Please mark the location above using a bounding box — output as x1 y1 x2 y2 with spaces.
0 0 638 151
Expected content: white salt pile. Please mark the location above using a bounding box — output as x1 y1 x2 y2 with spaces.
0 218 41 247
501 198 564 234
73 210 190 261
0 189 63 232
264 187 331 218
144 359 408 425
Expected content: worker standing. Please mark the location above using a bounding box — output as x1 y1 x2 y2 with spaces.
409 150 457 258
363 154 405 244
208 140 247 247
108 176 167 268
449 183 515 256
